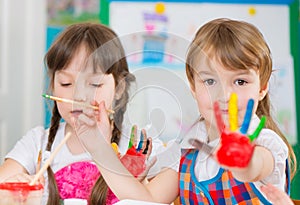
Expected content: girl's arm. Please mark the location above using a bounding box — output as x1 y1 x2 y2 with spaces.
0 159 28 182
97 148 178 203
77 102 179 203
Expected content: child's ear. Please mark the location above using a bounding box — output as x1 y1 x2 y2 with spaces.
115 79 126 100
259 83 269 101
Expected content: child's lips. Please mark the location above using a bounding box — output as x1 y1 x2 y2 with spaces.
71 110 83 117
220 109 228 114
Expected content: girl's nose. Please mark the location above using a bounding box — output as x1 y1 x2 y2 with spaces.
73 83 87 102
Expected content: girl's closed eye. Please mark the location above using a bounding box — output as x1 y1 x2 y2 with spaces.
60 82 72 87
90 82 104 88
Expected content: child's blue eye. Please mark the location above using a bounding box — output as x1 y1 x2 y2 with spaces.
234 79 247 86
204 79 216 86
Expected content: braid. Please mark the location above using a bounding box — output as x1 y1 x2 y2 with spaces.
111 72 135 144
89 177 109 205
46 103 61 151
46 103 62 205
89 73 135 205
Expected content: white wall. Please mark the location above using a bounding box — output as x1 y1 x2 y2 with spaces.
0 0 46 162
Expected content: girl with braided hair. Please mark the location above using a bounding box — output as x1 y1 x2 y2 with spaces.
0 22 152 205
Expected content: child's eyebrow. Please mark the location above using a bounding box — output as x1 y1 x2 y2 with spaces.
235 70 251 75
197 70 215 76
88 72 105 78
56 70 73 76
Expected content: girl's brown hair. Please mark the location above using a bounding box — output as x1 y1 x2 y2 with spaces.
44 23 135 205
186 18 296 178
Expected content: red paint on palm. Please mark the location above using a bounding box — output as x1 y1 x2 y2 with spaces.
120 146 146 177
217 130 255 168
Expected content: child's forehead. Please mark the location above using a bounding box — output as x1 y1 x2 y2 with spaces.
192 53 222 73
192 51 256 75
55 68 105 77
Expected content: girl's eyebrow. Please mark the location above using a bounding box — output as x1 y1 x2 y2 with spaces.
56 70 72 76
88 72 105 78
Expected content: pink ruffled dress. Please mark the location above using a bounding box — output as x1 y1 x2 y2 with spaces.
54 161 119 205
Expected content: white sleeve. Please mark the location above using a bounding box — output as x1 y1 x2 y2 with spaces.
147 140 180 177
254 128 288 190
5 126 46 175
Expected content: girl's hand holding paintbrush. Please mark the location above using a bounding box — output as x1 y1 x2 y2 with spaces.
3 170 45 186
43 94 115 143
3 149 44 185
75 101 113 153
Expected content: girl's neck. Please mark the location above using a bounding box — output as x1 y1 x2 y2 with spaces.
65 124 86 155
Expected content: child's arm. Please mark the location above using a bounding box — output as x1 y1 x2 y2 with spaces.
0 159 28 182
230 145 274 182
261 183 294 205
213 95 275 182
76 101 179 203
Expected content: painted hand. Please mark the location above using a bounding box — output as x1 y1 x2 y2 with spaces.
214 93 266 168
113 125 155 178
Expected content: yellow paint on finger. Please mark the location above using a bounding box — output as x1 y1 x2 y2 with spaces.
111 142 119 154
229 93 238 131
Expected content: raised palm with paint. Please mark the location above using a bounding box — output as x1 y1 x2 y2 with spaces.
112 126 148 177
214 93 266 168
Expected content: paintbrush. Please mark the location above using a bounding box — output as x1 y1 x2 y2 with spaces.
42 94 114 114
30 132 71 185
35 150 42 174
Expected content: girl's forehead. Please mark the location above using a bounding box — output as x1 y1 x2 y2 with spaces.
55 67 105 77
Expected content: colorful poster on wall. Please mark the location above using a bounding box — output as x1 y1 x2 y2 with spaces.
47 0 100 25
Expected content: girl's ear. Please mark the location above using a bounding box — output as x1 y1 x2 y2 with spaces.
115 78 126 100
259 83 269 101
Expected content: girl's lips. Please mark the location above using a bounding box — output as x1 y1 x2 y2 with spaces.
71 110 83 117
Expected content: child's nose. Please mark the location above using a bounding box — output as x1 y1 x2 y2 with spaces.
216 85 233 104
73 84 87 102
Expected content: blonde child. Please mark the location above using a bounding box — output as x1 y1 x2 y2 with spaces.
76 18 296 204
0 23 153 205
